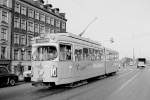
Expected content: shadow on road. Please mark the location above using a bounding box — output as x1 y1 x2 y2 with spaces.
0 81 30 88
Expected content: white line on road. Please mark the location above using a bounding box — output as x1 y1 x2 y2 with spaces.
113 71 140 94
116 69 134 79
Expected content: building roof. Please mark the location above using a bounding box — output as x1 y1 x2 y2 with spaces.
20 0 67 21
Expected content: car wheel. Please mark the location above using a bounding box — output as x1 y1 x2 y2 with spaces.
9 79 16 86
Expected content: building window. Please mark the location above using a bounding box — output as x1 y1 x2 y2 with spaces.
45 16 50 24
15 2 20 13
28 8 34 18
1 46 6 59
35 11 39 20
55 28 60 33
13 33 19 44
27 51 31 61
14 17 20 28
34 23 39 33
14 49 18 60
2 0 8 6
55 19 60 28
50 17 54 25
45 26 50 34
2 10 8 23
40 14 45 22
27 35 32 46
20 35 26 45
62 22 66 29
21 19 26 30
40 24 45 34
28 66 31 70
1 28 7 40
21 6 26 15
58 20 60 27
27 20 34 32
21 50 25 60
51 29 54 33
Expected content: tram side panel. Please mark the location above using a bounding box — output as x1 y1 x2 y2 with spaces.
56 61 76 85
105 53 118 74
56 60 105 85
71 44 106 82
73 60 105 82
31 61 58 83
105 60 117 74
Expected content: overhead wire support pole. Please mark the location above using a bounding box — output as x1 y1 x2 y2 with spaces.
133 48 135 65
79 17 98 37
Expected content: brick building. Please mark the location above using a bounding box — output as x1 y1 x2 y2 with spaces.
9 0 67 79
0 0 12 70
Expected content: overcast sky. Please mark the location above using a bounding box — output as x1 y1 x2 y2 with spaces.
45 0 150 59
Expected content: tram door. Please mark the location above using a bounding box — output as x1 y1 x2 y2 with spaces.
59 43 74 79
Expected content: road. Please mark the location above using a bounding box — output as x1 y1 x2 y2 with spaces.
0 66 150 100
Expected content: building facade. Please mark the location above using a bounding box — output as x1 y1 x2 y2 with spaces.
10 0 67 79
0 0 12 70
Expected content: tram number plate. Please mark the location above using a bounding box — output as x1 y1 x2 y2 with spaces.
36 38 49 43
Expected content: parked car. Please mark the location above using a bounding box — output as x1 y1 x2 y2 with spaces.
23 70 32 82
0 67 18 86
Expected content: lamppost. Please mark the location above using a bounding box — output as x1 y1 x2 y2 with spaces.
17 48 25 80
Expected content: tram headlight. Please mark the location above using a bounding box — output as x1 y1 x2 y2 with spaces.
51 66 57 77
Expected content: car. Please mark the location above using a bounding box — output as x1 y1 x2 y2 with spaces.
23 70 32 82
0 66 18 86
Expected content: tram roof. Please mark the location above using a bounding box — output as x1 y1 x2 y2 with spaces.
39 32 102 46
33 33 118 53
104 47 119 54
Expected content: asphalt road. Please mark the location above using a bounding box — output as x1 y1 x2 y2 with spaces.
0 66 150 100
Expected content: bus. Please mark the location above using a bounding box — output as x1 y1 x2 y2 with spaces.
137 58 146 68
31 33 119 87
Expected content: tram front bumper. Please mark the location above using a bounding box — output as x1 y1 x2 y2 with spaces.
32 81 56 87
32 81 44 87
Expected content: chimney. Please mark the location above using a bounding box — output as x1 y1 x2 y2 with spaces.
54 8 59 14
60 13 65 18
44 4 53 12
34 0 44 8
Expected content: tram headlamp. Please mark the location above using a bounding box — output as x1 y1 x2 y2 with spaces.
51 66 57 77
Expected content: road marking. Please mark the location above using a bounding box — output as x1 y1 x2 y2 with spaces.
116 69 134 79
114 71 140 94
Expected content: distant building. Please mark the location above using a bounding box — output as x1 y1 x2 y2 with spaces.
7 0 67 78
0 0 12 70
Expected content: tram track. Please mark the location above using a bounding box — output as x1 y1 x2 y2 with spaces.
0 68 139 100
39 68 140 100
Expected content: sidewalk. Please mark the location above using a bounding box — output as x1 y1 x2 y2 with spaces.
16 80 31 86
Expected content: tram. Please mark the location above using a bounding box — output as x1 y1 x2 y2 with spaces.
31 33 119 87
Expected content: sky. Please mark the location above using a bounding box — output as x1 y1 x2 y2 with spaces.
44 0 150 59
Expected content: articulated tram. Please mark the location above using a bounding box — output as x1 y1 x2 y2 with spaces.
31 33 119 87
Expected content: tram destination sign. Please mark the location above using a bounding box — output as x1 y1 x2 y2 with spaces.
36 38 49 43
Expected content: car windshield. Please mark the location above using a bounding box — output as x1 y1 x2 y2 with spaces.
0 67 8 74
32 46 57 61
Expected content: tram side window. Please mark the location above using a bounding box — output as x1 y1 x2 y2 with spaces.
95 50 100 60
83 48 88 60
59 44 72 61
89 48 93 60
105 51 109 61
74 49 82 61
100 49 104 60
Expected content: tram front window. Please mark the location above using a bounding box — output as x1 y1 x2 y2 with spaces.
32 46 57 61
